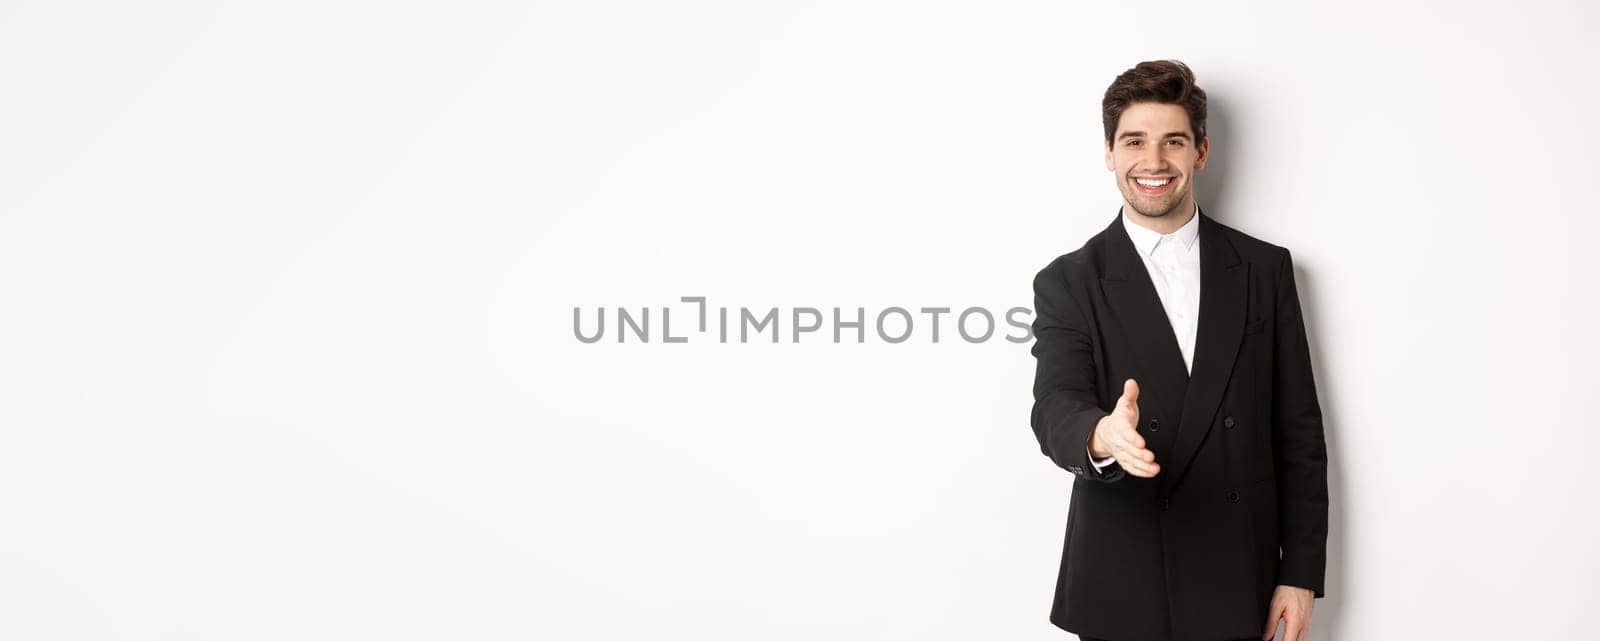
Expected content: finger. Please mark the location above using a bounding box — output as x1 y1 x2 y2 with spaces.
1119 440 1153 464
1110 444 1143 474
1114 431 1153 462
1123 444 1160 474
1282 616 1302 641
1262 603 1282 640
1123 459 1157 478
1122 428 1147 452
1114 445 1155 477
1119 451 1160 477
1110 440 1145 466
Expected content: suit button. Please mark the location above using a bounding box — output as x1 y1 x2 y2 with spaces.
1223 415 1236 429
1157 497 1170 511
1148 419 1160 432
1225 490 1240 503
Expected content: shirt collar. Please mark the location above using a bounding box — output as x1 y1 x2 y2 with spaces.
1121 202 1200 257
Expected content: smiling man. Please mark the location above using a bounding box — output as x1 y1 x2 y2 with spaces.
1028 60 1329 641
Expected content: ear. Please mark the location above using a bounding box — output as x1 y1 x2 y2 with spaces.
1194 136 1209 172
1104 138 1116 172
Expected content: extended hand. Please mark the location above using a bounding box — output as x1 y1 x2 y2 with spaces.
1088 378 1159 477
1261 585 1314 641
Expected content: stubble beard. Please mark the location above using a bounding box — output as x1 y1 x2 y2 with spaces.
1121 177 1190 219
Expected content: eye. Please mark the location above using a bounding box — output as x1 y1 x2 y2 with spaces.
1165 139 1185 147
1126 140 1141 147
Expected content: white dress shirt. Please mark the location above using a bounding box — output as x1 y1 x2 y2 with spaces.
1089 203 1202 471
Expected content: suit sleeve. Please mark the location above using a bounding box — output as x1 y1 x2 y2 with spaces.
1270 249 1330 597
1030 261 1124 483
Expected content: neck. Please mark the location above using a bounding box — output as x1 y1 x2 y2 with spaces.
1123 196 1197 235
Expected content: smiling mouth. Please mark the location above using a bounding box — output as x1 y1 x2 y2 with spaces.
1132 175 1175 195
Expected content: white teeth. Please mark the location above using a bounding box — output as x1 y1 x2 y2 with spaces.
1135 177 1172 187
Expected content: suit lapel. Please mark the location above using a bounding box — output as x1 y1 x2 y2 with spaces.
1098 211 1189 431
1158 209 1247 495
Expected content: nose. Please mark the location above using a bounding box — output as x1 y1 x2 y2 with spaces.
1138 143 1166 169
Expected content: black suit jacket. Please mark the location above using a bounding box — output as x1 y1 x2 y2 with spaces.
1029 208 1328 641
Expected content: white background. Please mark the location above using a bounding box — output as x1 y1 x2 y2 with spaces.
2 1 1596 639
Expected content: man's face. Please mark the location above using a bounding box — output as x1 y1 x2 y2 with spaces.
1104 101 1208 218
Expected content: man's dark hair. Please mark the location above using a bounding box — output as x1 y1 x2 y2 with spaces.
1102 60 1207 144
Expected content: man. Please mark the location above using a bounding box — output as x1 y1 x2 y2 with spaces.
1028 60 1328 641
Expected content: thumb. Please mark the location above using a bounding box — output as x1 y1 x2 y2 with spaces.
1120 378 1140 412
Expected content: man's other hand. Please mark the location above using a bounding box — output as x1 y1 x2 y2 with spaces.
1261 584 1315 641
1088 378 1159 477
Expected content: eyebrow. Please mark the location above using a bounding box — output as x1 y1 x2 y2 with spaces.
1117 130 1193 141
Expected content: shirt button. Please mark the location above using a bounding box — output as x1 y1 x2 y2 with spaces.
1148 419 1160 432
1225 490 1240 503
1223 416 1236 429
